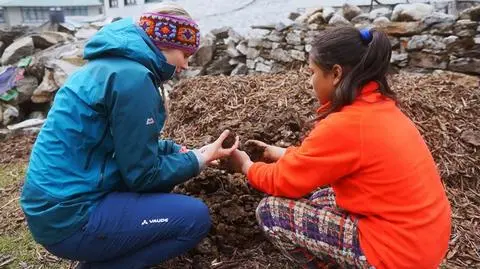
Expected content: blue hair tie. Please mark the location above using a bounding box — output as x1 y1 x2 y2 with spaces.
359 28 372 44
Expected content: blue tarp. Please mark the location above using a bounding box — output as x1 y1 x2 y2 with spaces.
0 66 18 95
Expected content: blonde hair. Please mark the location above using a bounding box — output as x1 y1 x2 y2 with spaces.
148 2 192 19
142 2 195 122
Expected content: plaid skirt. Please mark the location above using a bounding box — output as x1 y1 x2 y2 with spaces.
256 187 373 269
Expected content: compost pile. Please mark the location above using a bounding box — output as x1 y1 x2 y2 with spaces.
162 69 480 268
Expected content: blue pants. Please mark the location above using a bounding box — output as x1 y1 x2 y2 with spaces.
44 193 211 269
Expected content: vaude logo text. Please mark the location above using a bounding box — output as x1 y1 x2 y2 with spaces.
141 218 169 226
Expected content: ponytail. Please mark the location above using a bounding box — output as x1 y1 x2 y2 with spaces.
310 26 395 120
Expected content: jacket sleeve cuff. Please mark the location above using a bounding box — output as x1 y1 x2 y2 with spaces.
172 142 182 153
192 149 206 172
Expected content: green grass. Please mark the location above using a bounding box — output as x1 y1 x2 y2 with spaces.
0 163 26 189
0 163 69 269
0 227 43 268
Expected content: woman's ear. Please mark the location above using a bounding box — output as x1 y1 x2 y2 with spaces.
332 64 343 87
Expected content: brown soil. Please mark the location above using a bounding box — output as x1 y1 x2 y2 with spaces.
0 134 36 164
221 131 237 148
243 142 266 162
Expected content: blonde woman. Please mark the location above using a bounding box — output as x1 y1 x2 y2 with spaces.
20 3 238 268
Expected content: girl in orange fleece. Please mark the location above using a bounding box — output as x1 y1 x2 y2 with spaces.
230 26 451 269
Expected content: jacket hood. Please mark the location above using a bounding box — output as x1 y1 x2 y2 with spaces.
83 18 175 82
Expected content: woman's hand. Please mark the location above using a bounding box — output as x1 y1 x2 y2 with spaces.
246 140 286 162
230 150 253 175
198 130 239 164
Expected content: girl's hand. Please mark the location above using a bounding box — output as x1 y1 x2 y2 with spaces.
230 149 253 175
198 130 239 163
246 140 286 162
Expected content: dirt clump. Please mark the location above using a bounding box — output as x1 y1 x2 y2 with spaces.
243 142 266 162
221 131 237 148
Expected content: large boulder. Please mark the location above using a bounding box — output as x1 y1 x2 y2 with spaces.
454 20 478 37
295 7 323 24
389 36 400 49
75 28 98 40
246 47 260 59
34 40 86 66
422 12 456 27
286 31 303 45
31 31 71 50
31 69 58 103
256 61 273 73
205 56 234 75
0 26 29 46
2 104 19 126
390 52 408 67
270 48 293 63
426 13 456 36
1 37 34 65
444 36 477 57
230 63 248 76
211 27 232 39
373 16 391 26
226 40 241 58
391 3 434 22
449 57 480 75
375 22 425 36
351 14 371 24
406 35 446 52
191 34 216 66
227 29 243 44
329 13 351 25
459 5 480 21
236 40 248 55
307 12 326 25
46 59 81 87
370 8 392 20
322 7 336 23
409 52 448 69
290 50 306 61
15 76 39 104
288 12 301 21
266 31 284 43
342 4 363 21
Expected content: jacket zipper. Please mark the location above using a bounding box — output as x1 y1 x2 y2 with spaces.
97 151 112 188
84 127 109 170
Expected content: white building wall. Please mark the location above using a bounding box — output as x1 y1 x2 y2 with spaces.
2 6 103 26
88 6 103 16
104 0 164 20
5 7 23 26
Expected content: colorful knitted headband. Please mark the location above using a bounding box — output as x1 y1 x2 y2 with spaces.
138 12 200 55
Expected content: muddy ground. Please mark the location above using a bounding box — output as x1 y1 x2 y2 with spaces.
0 69 479 268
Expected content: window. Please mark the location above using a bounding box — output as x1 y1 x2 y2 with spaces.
21 7 50 23
64 6 88 16
125 0 137 6
0 8 5 23
109 0 118 8
145 0 164 3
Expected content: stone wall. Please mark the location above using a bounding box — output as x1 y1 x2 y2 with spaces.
0 23 97 130
1 4 479 132
189 4 480 76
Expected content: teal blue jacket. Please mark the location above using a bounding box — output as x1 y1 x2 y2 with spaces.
20 18 201 245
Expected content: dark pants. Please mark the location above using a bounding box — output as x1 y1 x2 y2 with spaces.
45 192 211 269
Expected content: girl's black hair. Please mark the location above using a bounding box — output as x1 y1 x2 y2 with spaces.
309 26 395 119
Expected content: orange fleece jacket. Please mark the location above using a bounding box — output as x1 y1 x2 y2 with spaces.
247 82 451 269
